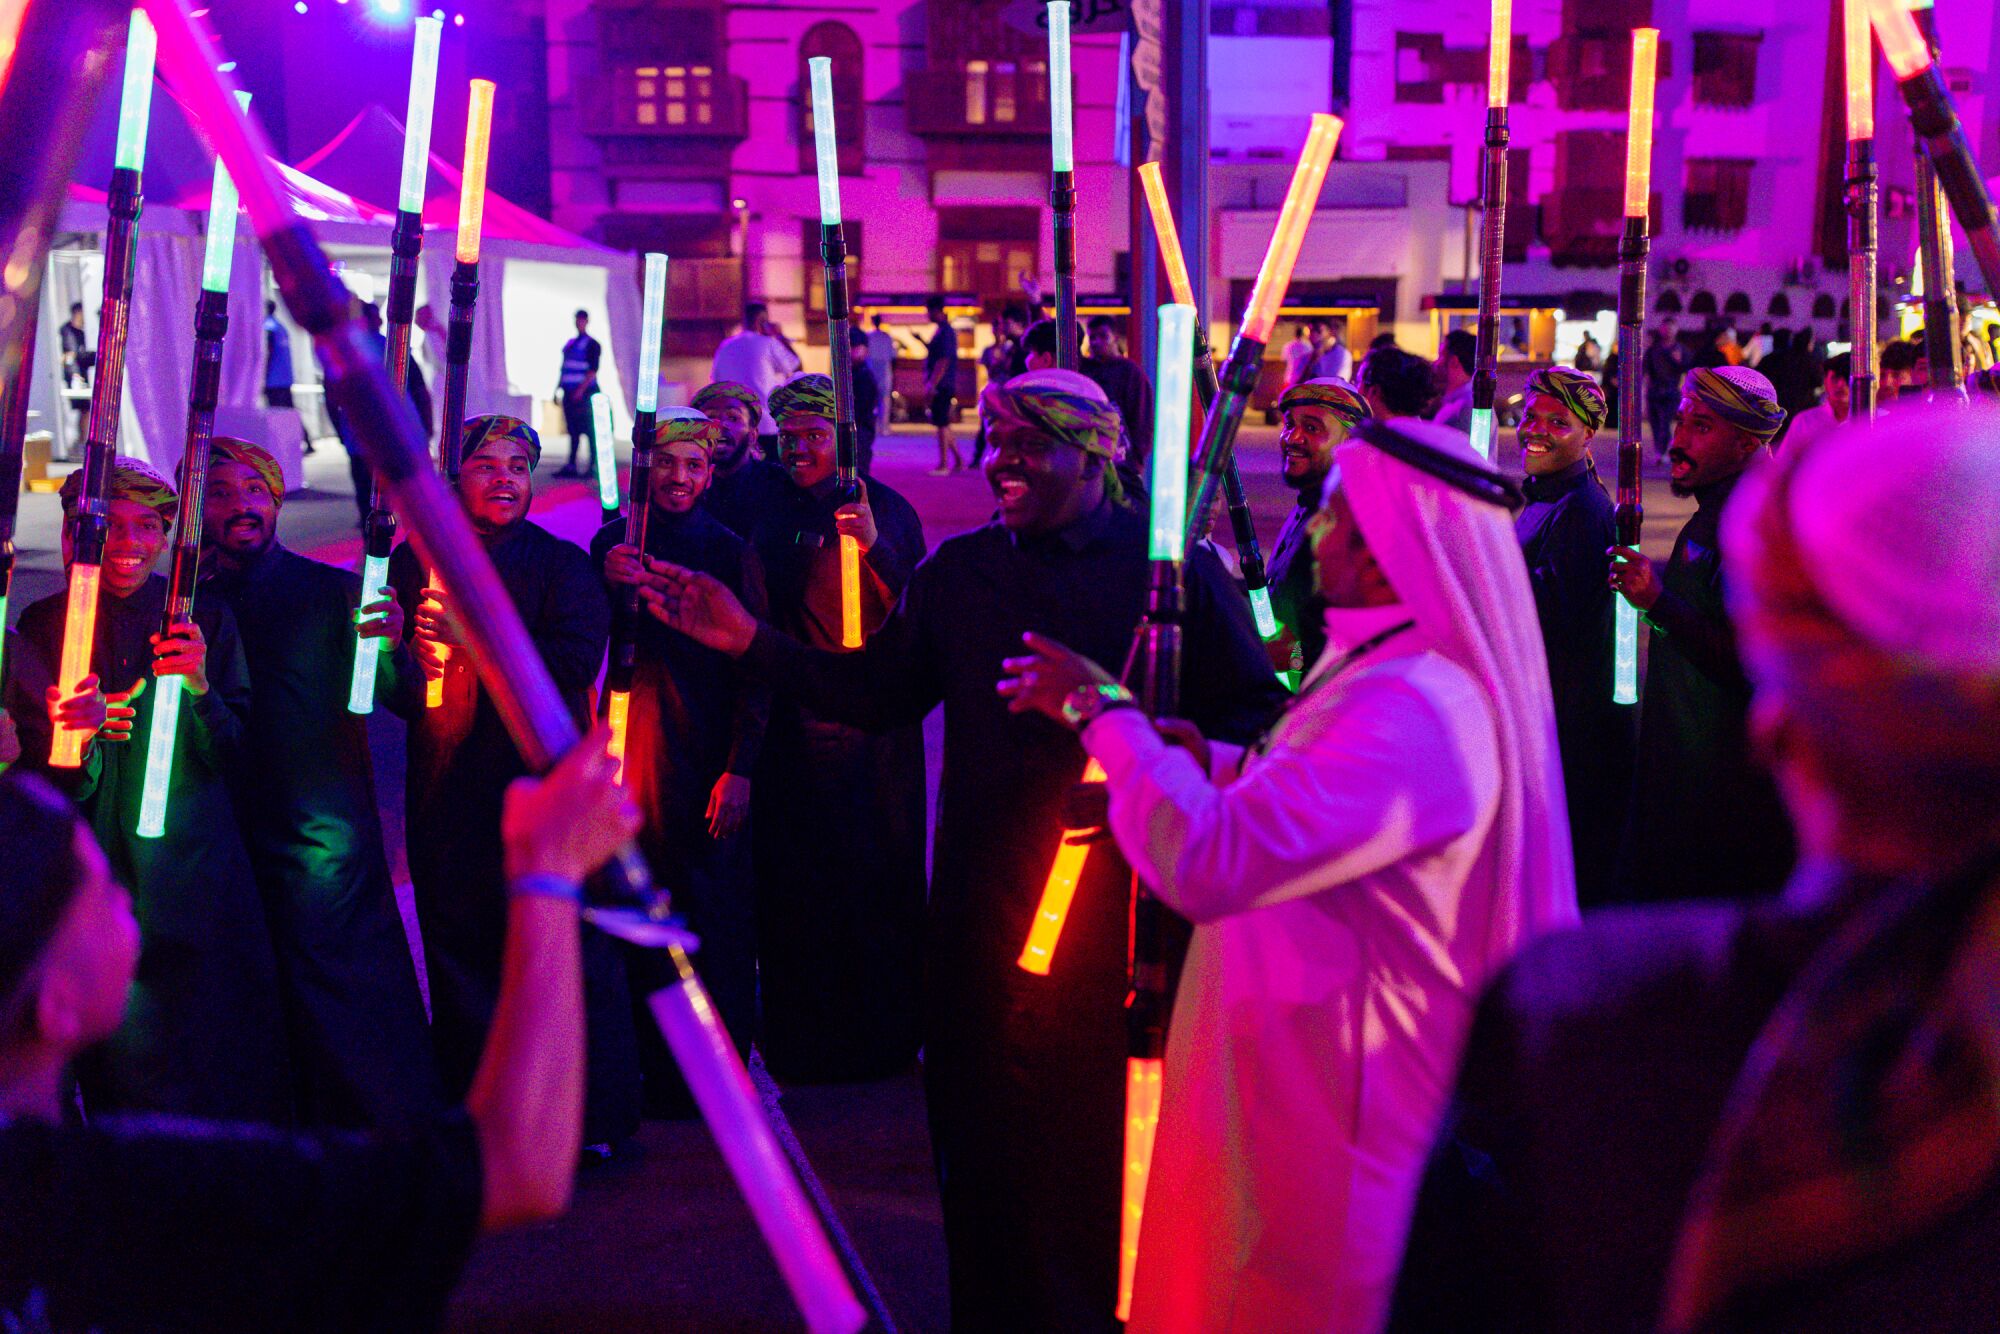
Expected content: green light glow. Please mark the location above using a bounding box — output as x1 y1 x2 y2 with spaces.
136 674 182 838
347 553 391 715
1469 407 1494 461
199 93 251 294
807 57 842 226
636 253 667 413
400 18 444 214
1249 585 1278 640
114 10 158 173
593 393 618 510
1047 2 1074 172
1147 304 1194 562
1614 598 1639 704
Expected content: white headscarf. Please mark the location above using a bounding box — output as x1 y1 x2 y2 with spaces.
1334 418 1579 975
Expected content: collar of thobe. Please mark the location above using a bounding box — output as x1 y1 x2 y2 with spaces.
1521 457 1594 502
1012 495 1114 554
1318 602 1422 665
1692 467 1748 513
478 516 532 549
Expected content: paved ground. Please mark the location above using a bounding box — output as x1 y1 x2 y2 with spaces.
8 416 1690 1333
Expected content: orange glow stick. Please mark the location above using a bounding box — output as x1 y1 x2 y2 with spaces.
1239 114 1342 344
1867 0 1931 80
606 687 632 785
1138 163 1197 308
1017 757 1107 975
1115 1054 1165 1322
839 534 862 648
1843 0 1874 140
1623 30 1659 219
1487 0 1513 109
454 79 494 264
49 564 102 768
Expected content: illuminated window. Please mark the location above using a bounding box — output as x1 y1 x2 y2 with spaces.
993 61 1017 122
965 60 988 125
621 62 715 130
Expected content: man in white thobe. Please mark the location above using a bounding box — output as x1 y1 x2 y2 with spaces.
1000 418 1579 1333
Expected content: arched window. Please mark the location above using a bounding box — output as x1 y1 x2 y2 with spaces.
1689 290 1718 315
1767 292 1791 317
1724 290 1752 315
1655 291 1684 314
799 23 864 176
1812 293 1837 318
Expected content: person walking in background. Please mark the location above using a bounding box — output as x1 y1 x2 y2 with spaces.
922 296 965 476
262 300 311 457
1430 329 1476 433
1282 322 1316 390
1312 318 1354 381
849 328 881 474
711 302 802 456
974 304 1029 466
865 312 897 433
1574 333 1601 374
1644 321 1687 457
555 308 601 479
61 301 93 453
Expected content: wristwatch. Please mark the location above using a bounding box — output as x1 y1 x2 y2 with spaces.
1060 681 1137 732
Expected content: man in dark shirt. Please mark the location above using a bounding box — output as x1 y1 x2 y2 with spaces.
1265 378 1371 680
847 327 881 473
1512 369 1632 904
1609 366 1793 903
1389 402 2000 1334
200 438 440 1129
638 368 1287 1331
0 732 638 1333
922 295 965 475
1643 321 1687 457
1081 314 1156 469
592 411 769 1104
556 308 602 478
60 301 91 450
693 379 789 541
391 415 641 1147
8 460 288 1124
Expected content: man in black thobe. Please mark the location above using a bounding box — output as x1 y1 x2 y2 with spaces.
1512 369 1633 905
738 375 927 1085
639 370 1287 1331
8 459 287 1123
1264 378 1370 679
1609 367 1794 902
591 411 769 1109
692 379 789 540
390 414 641 1147
200 437 440 1129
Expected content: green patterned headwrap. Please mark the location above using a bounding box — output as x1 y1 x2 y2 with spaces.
1682 366 1787 443
1277 377 1372 429
769 374 837 426
1524 367 1608 433
462 414 543 468
60 455 178 528
692 380 764 421
985 369 1127 504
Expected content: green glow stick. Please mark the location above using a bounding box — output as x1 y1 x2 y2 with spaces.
1249 585 1278 640
1048 2 1074 173
1468 406 1494 461
400 17 444 214
114 10 158 173
593 392 618 511
1614 598 1638 704
1148 304 1194 561
807 57 841 226
199 92 250 294
347 553 392 714
135 676 182 838
636 253 668 413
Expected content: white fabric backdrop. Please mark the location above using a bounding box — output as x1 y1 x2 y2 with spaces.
500 258 629 438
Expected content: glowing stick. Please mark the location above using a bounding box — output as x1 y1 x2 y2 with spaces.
1868 0 1930 80
1486 0 1512 109
114 10 157 173
807 57 841 226
637 252 667 414
50 566 101 768
1017 757 1107 975
1249 586 1278 640
1240 114 1342 344
606 687 631 786
346 553 392 714
1138 162 1196 307
1623 30 1658 219
135 675 182 837
1843 0 1873 140
1469 407 1495 460
592 391 618 512
838 535 863 649
399 17 443 214
198 93 248 294
1115 1054 1165 1322
1613 602 1639 704
1149 305 1194 562
1048 1 1074 173
649 978 868 1334
425 590 448 709
454 79 494 264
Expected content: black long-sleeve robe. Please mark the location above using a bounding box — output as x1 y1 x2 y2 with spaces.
590 507 769 1109
1615 471 1795 903
388 518 641 1145
205 542 440 1129
748 474 928 1085
10 576 289 1123
1515 459 1636 906
739 498 1288 1332
700 456 791 542
1265 496 1323 674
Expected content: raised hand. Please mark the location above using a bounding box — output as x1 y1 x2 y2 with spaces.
151 622 210 697
635 557 758 656
995 631 1116 723
833 479 879 553
502 727 641 885
356 594 405 643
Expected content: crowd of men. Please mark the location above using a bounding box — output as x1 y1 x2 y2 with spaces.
3 300 1999 1334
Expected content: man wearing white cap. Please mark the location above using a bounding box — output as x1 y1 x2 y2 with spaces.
1389 401 2000 1333
999 417 1579 1332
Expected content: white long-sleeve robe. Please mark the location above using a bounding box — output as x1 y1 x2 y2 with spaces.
1088 606 1506 1334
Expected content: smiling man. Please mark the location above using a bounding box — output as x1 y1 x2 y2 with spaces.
388 415 641 1150
1513 369 1633 904
590 410 769 1108
200 438 439 1130
727 373 927 1085
692 380 788 540
1266 378 1371 678
1608 366 1794 903
636 368 1286 1331
4 458 287 1123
